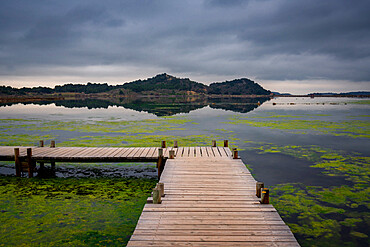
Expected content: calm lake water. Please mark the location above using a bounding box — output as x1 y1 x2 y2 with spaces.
0 97 369 246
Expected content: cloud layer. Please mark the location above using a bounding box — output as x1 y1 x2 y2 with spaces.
0 0 369 93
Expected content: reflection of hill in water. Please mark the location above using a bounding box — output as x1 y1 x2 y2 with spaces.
2 97 270 116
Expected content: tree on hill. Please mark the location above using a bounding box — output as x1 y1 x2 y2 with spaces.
121 73 208 93
208 78 271 95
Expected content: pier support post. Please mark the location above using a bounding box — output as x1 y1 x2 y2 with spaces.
169 150 175 159
14 148 21 177
157 148 165 179
261 188 270 204
39 140 45 170
233 148 238 159
212 140 216 147
157 183 165 197
50 141 55 171
256 182 264 198
224 140 228 147
27 148 34 178
161 141 166 148
152 187 162 204
173 140 178 148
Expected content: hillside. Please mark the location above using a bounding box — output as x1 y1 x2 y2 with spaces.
209 78 271 95
121 73 208 94
0 73 272 98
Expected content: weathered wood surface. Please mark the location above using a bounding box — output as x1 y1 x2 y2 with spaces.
127 156 299 246
0 146 233 163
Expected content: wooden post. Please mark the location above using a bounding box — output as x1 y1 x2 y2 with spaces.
14 148 21 177
173 140 178 148
161 140 166 148
157 183 165 197
157 148 164 179
27 148 33 178
256 182 264 198
152 188 161 204
50 140 55 170
169 150 175 159
212 140 216 147
224 140 228 147
261 188 270 204
39 140 45 170
233 148 238 159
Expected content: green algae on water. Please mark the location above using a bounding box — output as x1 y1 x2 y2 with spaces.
225 114 370 138
0 176 156 246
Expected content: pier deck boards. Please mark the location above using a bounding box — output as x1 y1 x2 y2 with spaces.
128 155 299 246
0 145 299 245
0 146 232 162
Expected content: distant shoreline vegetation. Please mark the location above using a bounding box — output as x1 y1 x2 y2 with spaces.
0 74 369 104
0 73 271 98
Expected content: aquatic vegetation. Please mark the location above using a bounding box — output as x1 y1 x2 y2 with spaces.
349 100 370 105
254 144 370 246
226 115 370 138
255 144 370 184
28 117 193 134
0 176 156 246
271 184 369 247
60 134 225 148
0 134 56 146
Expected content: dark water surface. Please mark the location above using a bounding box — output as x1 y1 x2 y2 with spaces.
0 97 369 246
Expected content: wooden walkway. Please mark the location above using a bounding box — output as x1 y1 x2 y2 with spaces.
128 155 299 246
0 145 299 245
0 146 232 162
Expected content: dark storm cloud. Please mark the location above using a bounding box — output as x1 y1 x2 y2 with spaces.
0 0 369 87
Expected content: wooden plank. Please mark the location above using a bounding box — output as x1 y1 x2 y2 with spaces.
130 234 296 241
224 147 233 157
134 223 291 231
145 147 156 158
133 148 147 158
100 147 120 157
51 147 86 158
132 229 294 236
206 147 215 157
127 241 299 247
110 147 126 157
201 147 209 157
114 147 132 158
122 147 138 158
148 147 158 158
195 147 201 157
182 147 189 157
77 148 103 158
163 147 172 158
218 147 229 157
189 147 195 157
212 147 221 157
176 147 184 157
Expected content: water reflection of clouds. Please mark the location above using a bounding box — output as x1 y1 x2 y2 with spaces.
0 103 155 121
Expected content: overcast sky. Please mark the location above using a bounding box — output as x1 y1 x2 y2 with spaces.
0 0 369 93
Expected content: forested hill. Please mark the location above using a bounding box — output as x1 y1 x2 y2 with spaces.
0 73 271 96
209 78 271 95
122 73 208 93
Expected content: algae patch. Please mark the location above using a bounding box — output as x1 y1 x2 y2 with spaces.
0 177 156 246
226 114 370 138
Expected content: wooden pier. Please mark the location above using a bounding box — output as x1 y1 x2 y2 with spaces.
127 147 299 246
0 143 299 246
